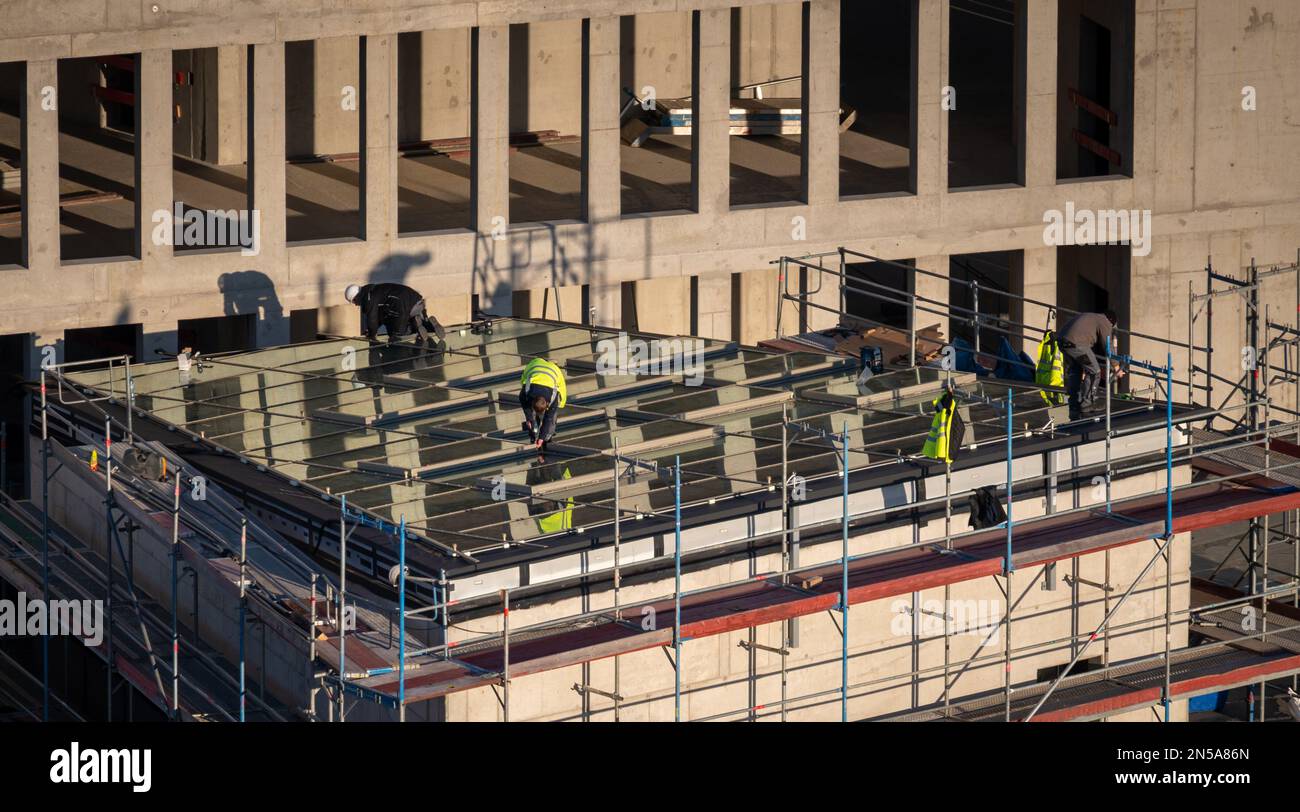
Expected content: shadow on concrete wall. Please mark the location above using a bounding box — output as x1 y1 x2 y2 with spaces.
365 250 432 287
471 215 610 327
218 270 285 343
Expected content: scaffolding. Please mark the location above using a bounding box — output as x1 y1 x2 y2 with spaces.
18 261 1300 721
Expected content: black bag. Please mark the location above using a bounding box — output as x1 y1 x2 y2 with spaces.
967 486 1007 530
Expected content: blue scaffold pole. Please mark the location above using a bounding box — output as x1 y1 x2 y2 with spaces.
674 456 682 722
1005 389 1014 575
840 421 849 722
399 515 407 721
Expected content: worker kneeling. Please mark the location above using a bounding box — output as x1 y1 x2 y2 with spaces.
520 358 567 451
345 282 446 346
1057 310 1124 420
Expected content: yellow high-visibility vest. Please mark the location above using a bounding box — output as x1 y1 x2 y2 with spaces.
521 358 567 408
921 391 957 463
535 467 574 534
1035 331 1066 406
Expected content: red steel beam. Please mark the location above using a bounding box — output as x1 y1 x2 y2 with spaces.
1031 653 1300 722
364 482 1300 704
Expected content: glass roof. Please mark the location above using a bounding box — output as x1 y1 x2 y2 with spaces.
64 319 1053 556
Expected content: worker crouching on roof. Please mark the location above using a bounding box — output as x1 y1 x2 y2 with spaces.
520 358 567 452
345 282 446 346
1057 310 1125 419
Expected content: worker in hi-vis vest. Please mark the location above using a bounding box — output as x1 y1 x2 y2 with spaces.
520 358 567 450
921 389 959 464
1035 330 1066 406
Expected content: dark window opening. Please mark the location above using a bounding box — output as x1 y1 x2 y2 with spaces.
396 28 473 234
619 11 696 217
949 251 1015 351
0 333 31 497
508 19 585 225
844 258 912 331
728 3 806 208
285 37 362 243
948 0 1023 189
1037 657 1101 683
64 324 142 364
839 0 914 197
57 54 141 262
177 314 257 355
290 309 320 343
0 61 24 267
1058 1 1134 180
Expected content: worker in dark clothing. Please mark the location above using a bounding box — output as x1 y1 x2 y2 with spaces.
519 358 567 452
345 282 446 345
1058 310 1124 418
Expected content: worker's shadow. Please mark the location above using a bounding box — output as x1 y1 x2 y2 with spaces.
218 271 285 340
366 250 432 286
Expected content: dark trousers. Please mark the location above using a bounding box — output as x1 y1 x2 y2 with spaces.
1063 344 1100 415
385 299 445 345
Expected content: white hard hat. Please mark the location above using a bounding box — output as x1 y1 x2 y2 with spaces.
344 284 361 303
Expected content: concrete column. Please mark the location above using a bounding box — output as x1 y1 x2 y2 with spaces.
137 50 172 265
692 8 730 216
738 267 780 346
1023 0 1057 188
250 43 287 258
361 35 397 243
1010 247 1056 354
22 60 59 271
472 26 511 312
583 17 621 223
912 0 948 195
802 0 840 205
913 254 948 343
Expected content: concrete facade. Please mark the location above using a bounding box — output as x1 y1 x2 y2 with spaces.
0 0 1295 410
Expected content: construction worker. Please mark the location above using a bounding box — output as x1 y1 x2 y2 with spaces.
1057 310 1124 419
921 389 959 463
1034 329 1066 406
520 357 567 451
344 282 446 345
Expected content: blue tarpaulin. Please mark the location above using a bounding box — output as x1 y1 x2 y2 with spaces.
951 337 1034 381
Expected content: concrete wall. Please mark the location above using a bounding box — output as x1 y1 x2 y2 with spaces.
0 0 1295 416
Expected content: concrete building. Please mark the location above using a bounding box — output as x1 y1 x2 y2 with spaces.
0 1 1293 371
0 0 1298 723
